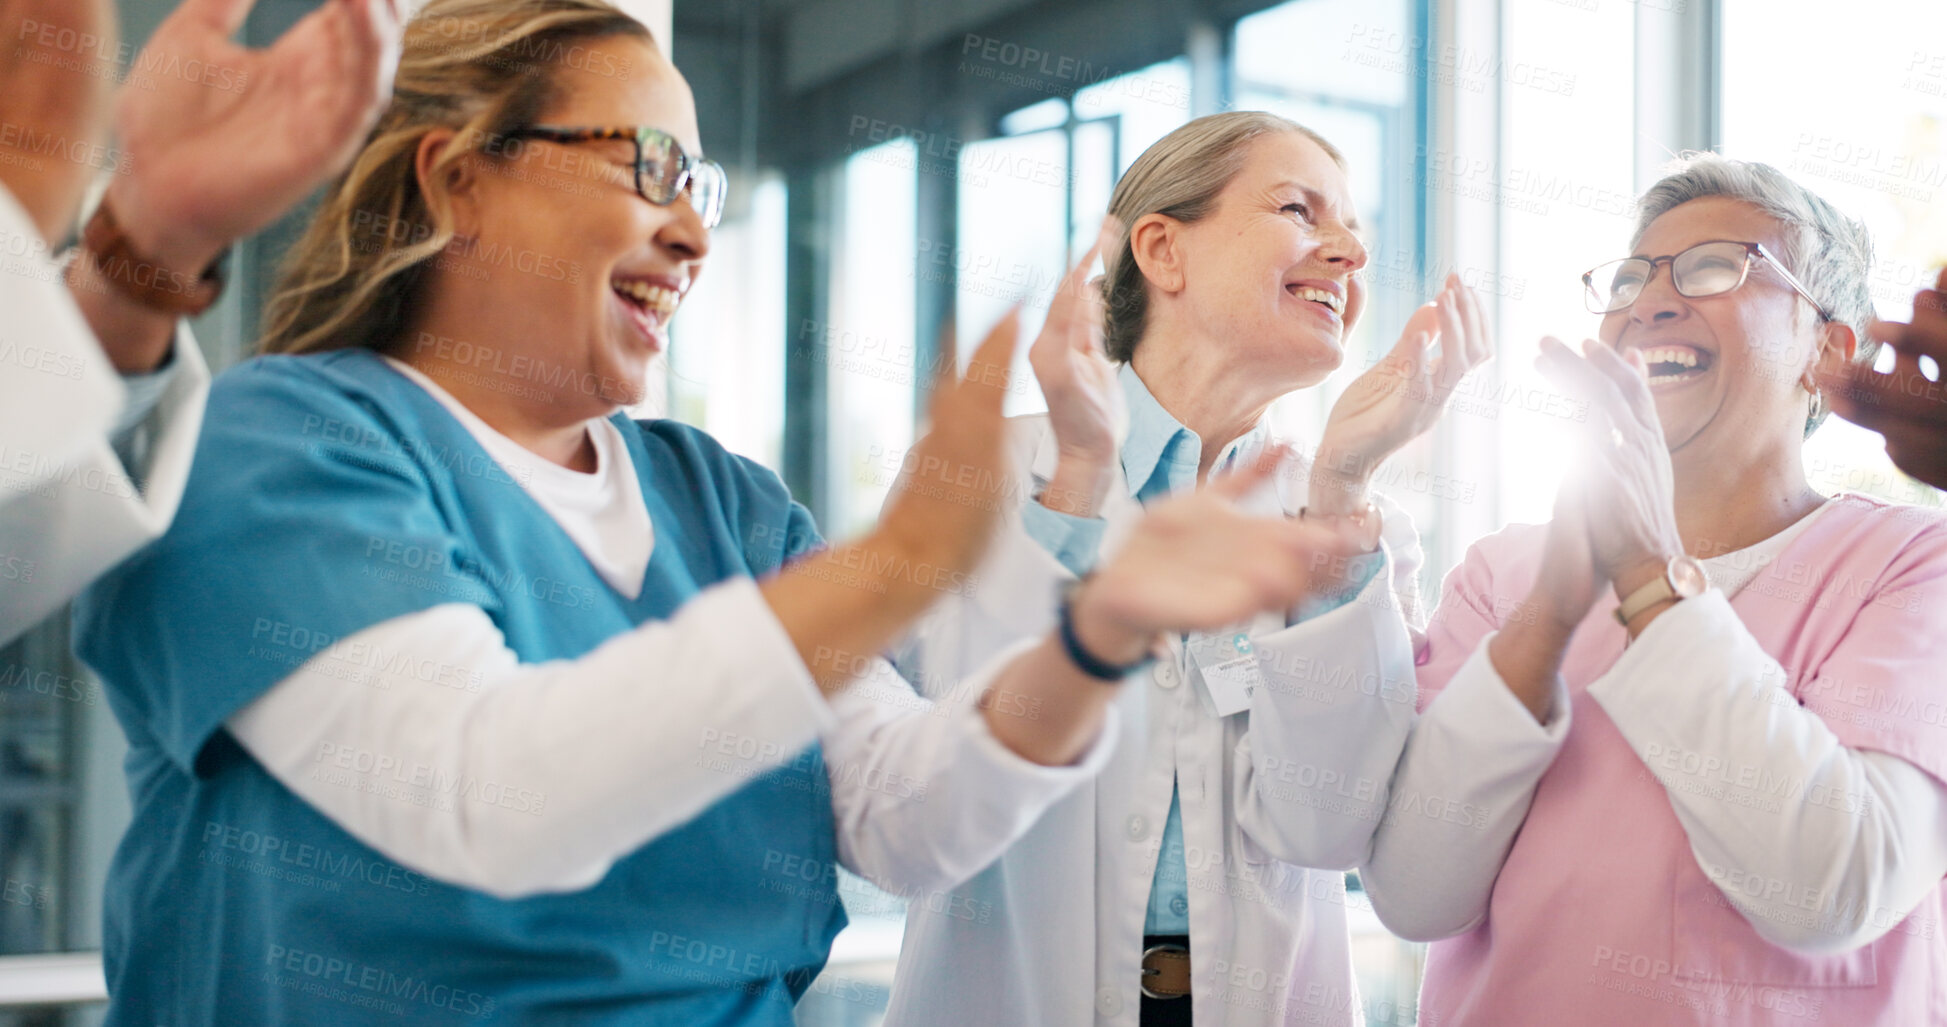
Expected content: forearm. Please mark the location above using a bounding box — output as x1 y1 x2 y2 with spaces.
1306 445 1371 516
1360 640 1570 941
763 530 955 694
979 632 1120 767
64 183 224 375
1039 453 1114 518
1487 599 1576 723
1591 594 1947 952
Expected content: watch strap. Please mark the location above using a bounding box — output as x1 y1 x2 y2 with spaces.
1056 579 1155 682
1614 566 1677 626
81 199 226 316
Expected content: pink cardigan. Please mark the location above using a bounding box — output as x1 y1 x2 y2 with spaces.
1416 493 1947 1026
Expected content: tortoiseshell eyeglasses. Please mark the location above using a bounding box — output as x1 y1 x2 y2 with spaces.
505 124 727 229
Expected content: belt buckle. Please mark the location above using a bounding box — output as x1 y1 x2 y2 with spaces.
1139 942 1190 1001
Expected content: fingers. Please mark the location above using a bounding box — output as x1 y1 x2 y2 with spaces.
1433 286 1469 391
180 0 256 35
1580 338 1659 432
1209 443 1292 502
1820 345 1947 430
956 309 1020 414
1456 277 1492 369
1872 315 1947 362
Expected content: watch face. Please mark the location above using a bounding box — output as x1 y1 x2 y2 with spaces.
1668 555 1709 598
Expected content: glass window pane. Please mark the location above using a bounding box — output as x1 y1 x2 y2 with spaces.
667 174 788 470
826 141 920 537
955 129 1069 416
1235 0 1409 107
1722 0 1947 508
1072 58 1192 173
1493 0 1638 524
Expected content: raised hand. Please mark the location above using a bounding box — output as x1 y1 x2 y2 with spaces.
1820 268 1947 490
1067 446 1364 664
877 312 1023 585
105 0 404 278
768 314 1020 693
1030 218 1124 517
1311 273 1493 514
1534 336 1684 593
0 0 117 242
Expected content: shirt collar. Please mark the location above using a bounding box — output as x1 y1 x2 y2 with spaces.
1116 362 1270 502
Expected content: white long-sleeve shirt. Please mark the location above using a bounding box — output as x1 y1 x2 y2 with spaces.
0 182 210 645
1363 505 1947 954
227 364 1113 900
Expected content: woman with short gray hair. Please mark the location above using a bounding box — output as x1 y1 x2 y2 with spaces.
1360 152 1947 1025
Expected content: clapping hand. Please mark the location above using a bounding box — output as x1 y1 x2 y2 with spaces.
1820 267 1947 490
106 0 405 278
1534 337 1685 594
1068 446 1367 664
1030 218 1124 518
1311 274 1493 514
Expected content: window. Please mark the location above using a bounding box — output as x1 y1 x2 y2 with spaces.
824 140 921 537
1721 0 1947 510
666 173 789 469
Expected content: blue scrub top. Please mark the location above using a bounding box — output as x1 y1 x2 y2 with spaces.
75 350 844 1025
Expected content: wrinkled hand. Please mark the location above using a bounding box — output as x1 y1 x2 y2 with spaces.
877 312 1021 582
107 0 404 275
1030 218 1123 516
1820 267 1947 490
1535 336 1684 592
1311 274 1492 513
0 0 117 242
1070 446 1364 662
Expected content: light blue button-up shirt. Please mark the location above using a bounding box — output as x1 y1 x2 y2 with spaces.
1021 363 1381 937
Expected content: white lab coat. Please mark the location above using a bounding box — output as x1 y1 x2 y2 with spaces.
884 413 1425 1027
0 184 209 645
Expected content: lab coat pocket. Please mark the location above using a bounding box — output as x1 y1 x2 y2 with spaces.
1671 871 1878 995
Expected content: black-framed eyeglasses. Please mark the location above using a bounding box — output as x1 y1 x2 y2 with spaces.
1582 240 1831 320
506 124 727 229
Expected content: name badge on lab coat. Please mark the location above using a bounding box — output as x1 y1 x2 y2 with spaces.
1188 630 1265 717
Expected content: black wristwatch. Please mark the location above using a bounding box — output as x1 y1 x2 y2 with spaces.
1056 577 1157 682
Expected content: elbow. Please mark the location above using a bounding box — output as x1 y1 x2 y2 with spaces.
1738 900 1892 957
1256 826 1370 873
1241 785 1386 871
1360 877 1484 943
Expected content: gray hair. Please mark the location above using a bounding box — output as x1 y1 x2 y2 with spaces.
1632 153 1877 436
1099 111 1344 362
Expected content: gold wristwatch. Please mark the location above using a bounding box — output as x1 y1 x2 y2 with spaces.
1613 554 1708 627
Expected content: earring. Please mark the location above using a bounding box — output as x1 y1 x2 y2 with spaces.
1808 386 1826 424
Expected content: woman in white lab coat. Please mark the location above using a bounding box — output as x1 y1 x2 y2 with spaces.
0 0 401 643
886 111 1492 1027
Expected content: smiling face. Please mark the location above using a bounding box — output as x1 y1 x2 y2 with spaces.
1158 130 1368 390
431 34 707 417
1598 196 1832 460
